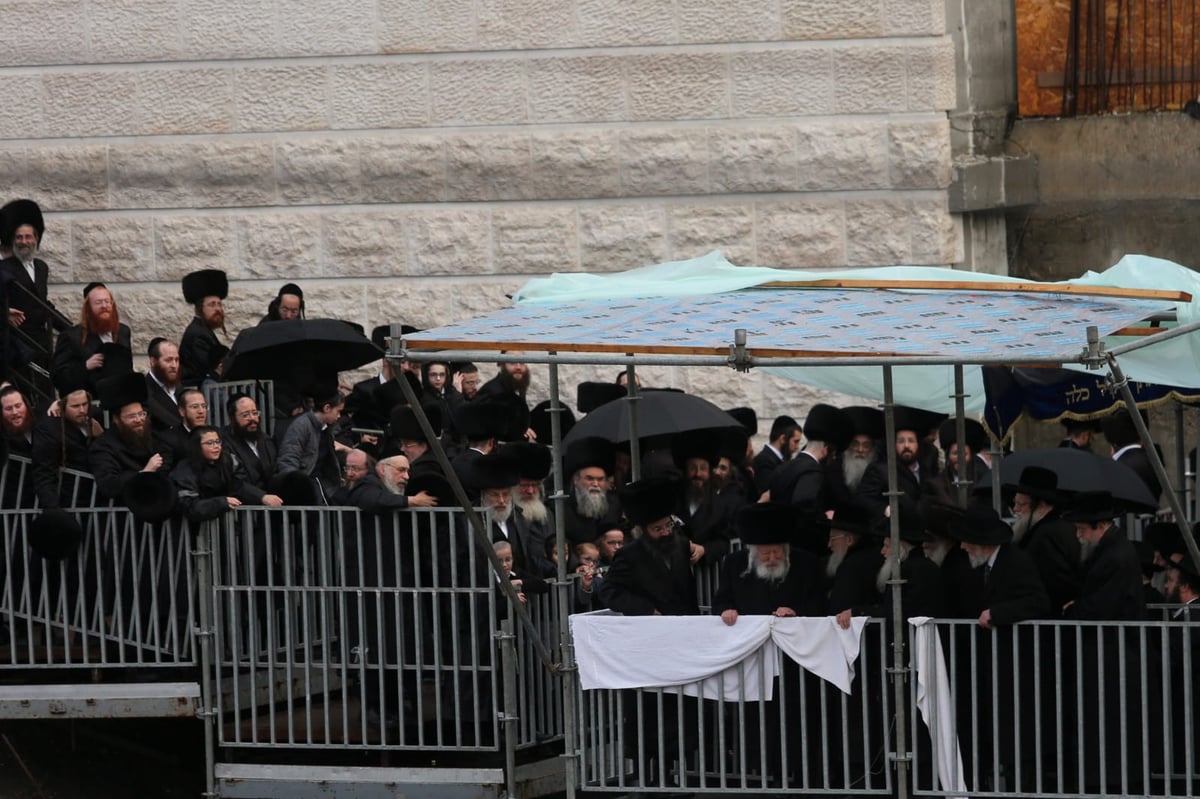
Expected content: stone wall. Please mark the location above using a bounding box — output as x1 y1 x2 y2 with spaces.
3 0 963 427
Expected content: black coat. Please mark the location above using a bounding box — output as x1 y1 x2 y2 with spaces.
51 324 133 396
676 488 738 566
1019 511 1081 613
979 543 1050 624
828 541 885 615
170 457 264 522
1066 525 1145 621
144 373 181 433
865 548 947 620
856 460 922 515
767 451 829 513
30 414 94 508
0 256 65 342
491 509 536 577
221 427 278 490
179 316 221 388
87 428 174 501
712 547 826 617
752 446 784 495
598 534 698 616
332 472 412 513
562 490 622 546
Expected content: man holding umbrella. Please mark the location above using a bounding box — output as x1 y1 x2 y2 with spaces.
276 377 346 503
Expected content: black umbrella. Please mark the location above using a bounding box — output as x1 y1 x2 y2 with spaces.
562 389 740 445
224 318 383 381
980 447 1158 512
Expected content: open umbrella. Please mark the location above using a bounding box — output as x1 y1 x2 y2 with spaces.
224 318 382 381
980 447 1158 512
562 389 740 445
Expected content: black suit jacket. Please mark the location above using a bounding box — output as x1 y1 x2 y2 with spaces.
712 547 825 617
981 543 1050 624
179 316 221 388
856 460 921 515
768 452 829 513
491 509 535 576
30 414 94 508
144 374 180 433
598 535 698 616
1066 525 1145 621
0 256 65 339
221 427 278 490
752 446 783 495
828 541 885 615
870 549 946 621
1020 511 1081 612
87 428 174 501
51 324 133 395
676 488 738 565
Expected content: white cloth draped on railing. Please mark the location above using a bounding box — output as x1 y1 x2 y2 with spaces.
570 611 868 700
909 616 968 799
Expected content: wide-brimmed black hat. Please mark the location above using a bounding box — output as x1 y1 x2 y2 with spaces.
881 504 931 544
843 406 884 440
455 400 512 441
1170 551 1200 584
530 399 575 443
486 393 530 442
390 404 442 443
803 404 852 451
671 430 720 470
894 406 945 437
504 441 552 481
937 417 989 455
122 472 178 524
370 324 421 351
97 371 148 413
1059 490 1118 523
716 426 749 466
725 407 758 437
472 452 520 491
564 436 615 477
826 502 876 538
947 506 1012 546
406 471 453 504
1 199 44 247
29 509 83 561
1005 465 1060 504
620 477 679 527
181 269 228 304
1145 521 1186 561
577 382 625 414
735 502 798 546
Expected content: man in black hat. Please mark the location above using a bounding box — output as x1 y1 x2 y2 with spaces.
145 337 182 433
923 417 990 508
1060 418 1099 451
260 282 304 323
88 373 174 501
714 503 824 623
505 441 557 577
221 393 278 490
475 451 536 575
948 506 1049 627
599 477 697 616
376 454 410 494
390 404 444 480
562 436 622 545
842 507 946 628
856 407 927 515
277 380 346 502
1062 491 1144 620
673 433 737 568
827 406 882 508
32 381 101 509
824 503 884 616
1100 411 1162 505
450 400 510 497
0 199 67 378
51 282 133 397
753 414 799 495
768 404 851 520
179 269 229 387
1005 466 1081 612
476 354 533 435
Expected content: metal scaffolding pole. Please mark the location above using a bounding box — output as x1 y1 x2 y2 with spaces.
625 364 641 483
882 365 910 799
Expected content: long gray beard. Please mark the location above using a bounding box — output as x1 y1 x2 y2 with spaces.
516 494 547 524
842 452 875 491
1079 537 1097 565
875 545 910 593
967 549 990 569
382 478 404 495
825 548 847 579
1150 569 1169 596
1011 512 1032 544
574 485 608 519
924 540 952 567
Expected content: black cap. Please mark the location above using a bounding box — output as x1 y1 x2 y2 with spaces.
504 441 552 481
1060 491 1118 523
1 199 44 248
843 406 884 440
83 281 106 298
181 269 228 304
455 400 511 441
277 282 303 299
725 407 757 437
803 404 853 451
472 452 521 491
97 371 148 412
1005 466 1060 504
671 430 720 470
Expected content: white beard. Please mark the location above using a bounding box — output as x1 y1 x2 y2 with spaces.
967 549 990 569
826 548 847 579
923 540 952 567
1011 511 1032 544
875 544 911 593
515 493 547 524
743 546 790 585
1079 537 1097 564
842 451 875 491
574 485 608 519
489 503 513 525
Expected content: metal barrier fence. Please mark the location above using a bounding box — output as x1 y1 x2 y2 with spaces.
574 619 893 795
912 618 1200 798
0 506 198 669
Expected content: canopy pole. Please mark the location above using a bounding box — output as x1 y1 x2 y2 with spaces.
548 360 579 799
390 326 557 670
882 365 910 799
1174 401 1186 518
953 364 971 507
1105 353 1200 574
625 363 641 484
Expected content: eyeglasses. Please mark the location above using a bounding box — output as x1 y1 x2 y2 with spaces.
200 439 222 448
120 411 148 422
645 519 678 536
186 402 208 411
236 410 260 419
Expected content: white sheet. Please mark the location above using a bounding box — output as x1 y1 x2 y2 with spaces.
909 616 967 799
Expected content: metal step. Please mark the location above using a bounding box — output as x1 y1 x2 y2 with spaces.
0 681 199 719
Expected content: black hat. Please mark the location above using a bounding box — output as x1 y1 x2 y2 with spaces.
504 441 552 481
946 506 1013 546
181 269 228 304
937 417 989 455
843 406 884 440
390 405 437 444
1145 521 1186 561
803 404 852 451
577 381 625 414
28 509 83 561
406 471 454 504
1100 410 1146 448
620 477 679 527
122 472 178 524
564 436 616 477
1062 417 1102 434
1006 466 1060 504
472 452 520 491
725 407 758 437
716 426 749 465
1134 540 1164 577
268 470 318 506
83 281 106 298
892 505 931 544
98 371 148 412
1060 490 1117 523
530 399 575 443
371 324 421 350
486 393 530 442
52 370 91 399
1 199 44 248
827 502 876 538
769 414 798 440
671 430 719 469
1169 551 1200 584
735 502 798 546
894 406 945 437
97 342 134 383
304 373 341 406
455 400 512 441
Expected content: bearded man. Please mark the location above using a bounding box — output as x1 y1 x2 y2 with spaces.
715 503 824 624
222 393 278 490
145 338 183 432
824 502 884 616
0 199 67 382
179 269 228 387
88 373 173 501
673 435 737 567
1004 466 1081 612
376 455 411 494
504 441 556 577
0 386 35 456
474 451 534 575
856 408 927 515
561 436 622 545
32 382 101 508
51 283 133 396
1061 491 1145 620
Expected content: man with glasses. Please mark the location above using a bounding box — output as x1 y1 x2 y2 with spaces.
89 372 174 501
222 393 278 490
179 269 228 387
562 436 622 545
161 388 209 462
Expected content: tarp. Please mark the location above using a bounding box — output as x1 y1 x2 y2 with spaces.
406 251 1200 413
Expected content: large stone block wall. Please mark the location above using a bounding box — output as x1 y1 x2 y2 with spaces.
4 0 962 426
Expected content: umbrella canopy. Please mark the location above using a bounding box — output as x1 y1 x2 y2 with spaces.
224 318 382 381
562 389 740 445
980 447 1158 513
